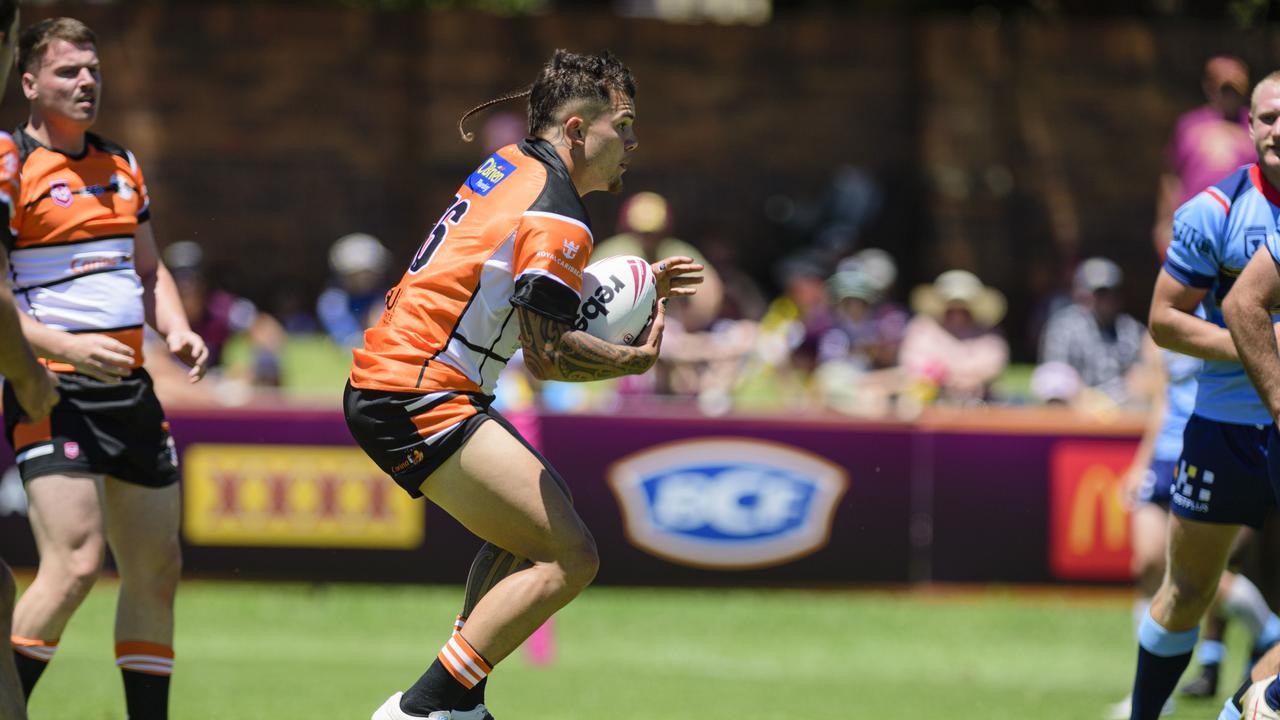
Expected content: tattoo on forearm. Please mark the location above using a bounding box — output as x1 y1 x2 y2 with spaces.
517 306 651 381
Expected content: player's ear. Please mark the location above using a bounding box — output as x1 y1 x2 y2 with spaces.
563 115 585 146
20 69 37 101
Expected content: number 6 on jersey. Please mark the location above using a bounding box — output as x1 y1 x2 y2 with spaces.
409 195 470 274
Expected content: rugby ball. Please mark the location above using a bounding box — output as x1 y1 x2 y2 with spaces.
574 255 658 345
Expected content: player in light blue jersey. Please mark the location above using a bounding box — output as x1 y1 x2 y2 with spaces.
1132 72 1280 720
1109 343 1280 719
1219 71 1280 720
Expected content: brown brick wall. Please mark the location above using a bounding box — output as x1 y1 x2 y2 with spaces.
6 6 1272 356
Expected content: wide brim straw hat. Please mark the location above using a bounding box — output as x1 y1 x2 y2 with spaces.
909 269 1007 329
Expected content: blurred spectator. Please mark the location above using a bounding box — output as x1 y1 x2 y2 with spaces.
818 266 908 370
317 232 392 348
700 234 768 322
272 286 320 335
1154 56 1253 258
593 192 724 332
163 240 284 385
900 270 1009 405
837 247 898 295
1030 361 1084 405
763 254 837 376
807 248 908 417
733 254 837 412
1038 257 1145 405
145 241 286 406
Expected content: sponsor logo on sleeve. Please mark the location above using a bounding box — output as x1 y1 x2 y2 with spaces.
561 239 581 260
534 250 583 279
608 437 848 570
467 154 517 197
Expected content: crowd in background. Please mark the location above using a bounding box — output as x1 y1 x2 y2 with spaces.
143 186 1157 420
142 54 1262 420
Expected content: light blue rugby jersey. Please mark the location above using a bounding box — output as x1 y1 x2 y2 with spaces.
1164 164 1280 425
1154 349 1200 462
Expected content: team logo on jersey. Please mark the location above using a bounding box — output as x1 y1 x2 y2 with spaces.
467 154 517 197
561 239 581 260
608 438 848 570
49 180 74 208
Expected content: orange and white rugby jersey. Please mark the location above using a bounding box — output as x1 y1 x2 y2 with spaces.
4 129 151 371
0 132 22 251
351 138 594 397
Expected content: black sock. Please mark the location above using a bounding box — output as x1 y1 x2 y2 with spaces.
457 676 487 710
1233 677 1253 712
121 668 170 720
1132 646 1193 720
13 651 49 701
401 659 468 716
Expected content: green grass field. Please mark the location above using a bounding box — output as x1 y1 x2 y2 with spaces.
15 579 1249 719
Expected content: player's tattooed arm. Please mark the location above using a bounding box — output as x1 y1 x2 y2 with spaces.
516 305 657 382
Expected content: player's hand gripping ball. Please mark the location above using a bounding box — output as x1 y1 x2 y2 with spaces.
574 255 658 345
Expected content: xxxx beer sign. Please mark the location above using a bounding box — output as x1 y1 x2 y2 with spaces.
183 444 422 549
1048 440 1138 581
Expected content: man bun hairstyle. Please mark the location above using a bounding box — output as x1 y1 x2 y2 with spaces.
457 49 635 143
19 17 96 76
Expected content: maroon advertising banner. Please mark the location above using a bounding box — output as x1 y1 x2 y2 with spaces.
0 407 1139 585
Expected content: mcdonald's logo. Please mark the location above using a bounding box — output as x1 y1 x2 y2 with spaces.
182 444 424 549
1048 440 1139 581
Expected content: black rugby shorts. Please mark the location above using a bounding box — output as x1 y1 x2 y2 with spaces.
3 367 179 487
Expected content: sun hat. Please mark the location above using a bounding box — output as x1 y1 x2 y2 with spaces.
909 269 1007 329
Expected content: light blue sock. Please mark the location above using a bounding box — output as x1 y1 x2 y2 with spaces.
1219 696 1242 720
1258 615 1280 650
1139 613 1200 656
1199 639 1226 665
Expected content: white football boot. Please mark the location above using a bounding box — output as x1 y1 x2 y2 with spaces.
451 706 494 720
1241 675 1280 719
371 692 450 720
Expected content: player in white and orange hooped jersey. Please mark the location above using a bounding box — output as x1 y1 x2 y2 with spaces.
0 5 59 720
348 51 703 720
1 18 208 720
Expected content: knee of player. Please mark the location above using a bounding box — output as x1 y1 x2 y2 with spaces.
59 554 104 599
135 542 183 590
556 533 599 592
1164 572 1219 609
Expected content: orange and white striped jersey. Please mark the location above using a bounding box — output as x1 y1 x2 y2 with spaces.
0 132 20 243
350 139 594 396
4 129 151 371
